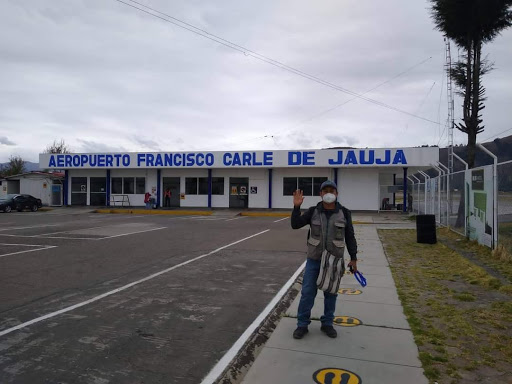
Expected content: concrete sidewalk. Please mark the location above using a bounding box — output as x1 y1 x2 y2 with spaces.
241 223 427 384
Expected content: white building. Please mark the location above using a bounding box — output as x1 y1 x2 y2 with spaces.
39 147 439 211
0 172 64 206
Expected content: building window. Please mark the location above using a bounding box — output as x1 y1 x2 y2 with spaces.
313 177 328 195
112 178 122 194
212 177 224 195
112 177 145 194
185 178 197 194
71 177 87 192
283 177 297 196
283 177 328 196
136 177 146 194
185 177 224 195
298 177 313 196
198 177 209 195
123 178 134 194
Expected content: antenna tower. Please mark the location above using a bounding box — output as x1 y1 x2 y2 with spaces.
445 37 455 173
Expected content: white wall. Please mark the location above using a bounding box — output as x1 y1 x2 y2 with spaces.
338 168 379 210
0 180 7 198
20 177 53 205
0 175 61 206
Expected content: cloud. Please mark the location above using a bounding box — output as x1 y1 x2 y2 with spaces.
0 136 16 146
76 139 127 153
0 0 511 163
325 135 358 147
131 136 161 151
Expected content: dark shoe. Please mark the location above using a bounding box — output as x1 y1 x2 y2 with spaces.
320 325 337 338
293 326 309 339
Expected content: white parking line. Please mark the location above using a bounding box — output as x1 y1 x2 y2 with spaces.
0 224 60 232
200 258 306 384
0 244 57 259
273 217 289 223
37 225 107 237
0 229 270 337
98 227 167 240
1 243 49 247
225 217 247 222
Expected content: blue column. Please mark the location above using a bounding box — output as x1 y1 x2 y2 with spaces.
403 168 408 213
393 173 396 206
106 170 111 206
208 169 212 208
157 169 161 208
334 168 338 186
64 170 69 206
268 169 273 209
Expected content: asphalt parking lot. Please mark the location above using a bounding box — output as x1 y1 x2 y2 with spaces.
0 209 305 384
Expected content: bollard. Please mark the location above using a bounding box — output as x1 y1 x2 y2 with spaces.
416 214 437 244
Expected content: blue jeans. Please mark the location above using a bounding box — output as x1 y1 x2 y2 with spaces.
297 258 338 327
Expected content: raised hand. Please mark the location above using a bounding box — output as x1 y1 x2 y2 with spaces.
293 189 304 208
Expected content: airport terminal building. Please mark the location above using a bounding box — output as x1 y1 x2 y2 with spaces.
39 147 439 211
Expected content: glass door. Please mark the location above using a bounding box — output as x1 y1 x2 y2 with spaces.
229 177 249 208
90 177 106 206
163 177 180 207
71 177 87 205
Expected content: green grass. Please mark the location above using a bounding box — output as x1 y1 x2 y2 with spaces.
498 222 512 261
379 229 512 384
439 228 512 284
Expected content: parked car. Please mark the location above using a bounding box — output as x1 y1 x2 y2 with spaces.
0 194 42 213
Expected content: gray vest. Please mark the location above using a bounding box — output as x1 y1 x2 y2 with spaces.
307 206 346 260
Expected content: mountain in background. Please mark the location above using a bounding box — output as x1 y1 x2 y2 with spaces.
436 134 512 191
0 161 40 174
439 134 512 170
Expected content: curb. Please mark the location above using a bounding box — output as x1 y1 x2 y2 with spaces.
94 209 213 216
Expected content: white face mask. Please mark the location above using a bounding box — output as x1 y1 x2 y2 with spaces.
322 193 336 204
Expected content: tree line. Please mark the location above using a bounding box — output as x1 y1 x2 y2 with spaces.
0 140 71 177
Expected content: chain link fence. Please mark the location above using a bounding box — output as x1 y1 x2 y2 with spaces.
497 160 512 258
402 161 512 252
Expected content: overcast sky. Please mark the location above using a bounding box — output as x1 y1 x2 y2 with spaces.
1 0 511 163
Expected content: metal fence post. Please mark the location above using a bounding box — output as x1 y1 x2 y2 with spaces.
419 171 430 215
477 144 498 249
437 162 450 228
453 153 469 170
431 164 443 224
411 175 421 214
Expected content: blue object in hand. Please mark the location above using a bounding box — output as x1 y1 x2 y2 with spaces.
349 265 367 287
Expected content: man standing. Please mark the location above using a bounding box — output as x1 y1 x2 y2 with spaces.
144 191 152 210
291 180 358 339
164 188 172 208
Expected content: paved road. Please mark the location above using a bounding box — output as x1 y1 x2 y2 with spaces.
0 210 304 383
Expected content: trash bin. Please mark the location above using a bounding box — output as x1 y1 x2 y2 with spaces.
416 214 437 244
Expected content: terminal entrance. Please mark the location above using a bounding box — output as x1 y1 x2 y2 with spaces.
90 177 106 206
162 177 180 207
229 177 249 208
71 177 87 205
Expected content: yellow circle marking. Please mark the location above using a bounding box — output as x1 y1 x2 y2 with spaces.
338 288 362 295
313 368 362 384
333 316 362 327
